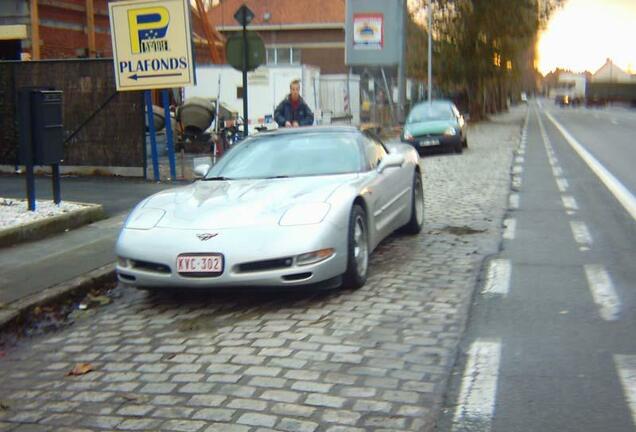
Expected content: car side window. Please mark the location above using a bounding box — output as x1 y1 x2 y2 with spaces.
361 135 388 170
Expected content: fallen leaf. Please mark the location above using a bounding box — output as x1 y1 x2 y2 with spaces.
66 363 94 376
0 400 10 410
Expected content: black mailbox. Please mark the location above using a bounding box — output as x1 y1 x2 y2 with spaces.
18 88 64 165
32 90 64 165
18 87 65 210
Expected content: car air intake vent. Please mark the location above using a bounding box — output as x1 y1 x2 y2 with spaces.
282 272 313 281
118 273 136 282
131 260 171 274
237 257 293 273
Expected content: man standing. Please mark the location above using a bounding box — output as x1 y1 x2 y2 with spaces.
274 79 314 127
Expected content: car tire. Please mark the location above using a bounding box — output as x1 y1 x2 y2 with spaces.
402 171 424 234
455 140 463 154
463 137 468 148
343 204 369 289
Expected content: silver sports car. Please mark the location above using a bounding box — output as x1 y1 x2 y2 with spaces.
115 126 424 290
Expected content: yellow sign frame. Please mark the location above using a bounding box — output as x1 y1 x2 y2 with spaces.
109 0 195 91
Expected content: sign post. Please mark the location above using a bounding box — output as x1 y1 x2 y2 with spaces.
233 5 255 138
109 0 195 181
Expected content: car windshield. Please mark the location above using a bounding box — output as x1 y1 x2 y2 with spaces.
205 131 363 179
407 103 454 123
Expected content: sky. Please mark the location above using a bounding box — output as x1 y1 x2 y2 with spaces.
537 0 636 75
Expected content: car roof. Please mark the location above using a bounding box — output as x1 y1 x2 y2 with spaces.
257 125 360 137
412 99 454 108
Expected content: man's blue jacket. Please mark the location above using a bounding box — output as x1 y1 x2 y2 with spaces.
274 95 314 127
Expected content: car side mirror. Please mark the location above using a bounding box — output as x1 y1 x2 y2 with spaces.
193 164 210 178
377 154 404 173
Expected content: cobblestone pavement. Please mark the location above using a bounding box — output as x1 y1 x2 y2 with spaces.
0 107 526 432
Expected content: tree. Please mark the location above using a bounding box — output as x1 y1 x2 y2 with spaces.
407 0 565 119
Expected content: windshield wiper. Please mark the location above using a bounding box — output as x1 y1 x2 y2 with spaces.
203 176 233 181
264 175 289 179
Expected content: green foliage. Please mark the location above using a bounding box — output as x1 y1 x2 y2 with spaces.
407 0 565 118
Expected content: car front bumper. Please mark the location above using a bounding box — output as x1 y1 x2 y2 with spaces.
115 222 349 289
403 134 461 149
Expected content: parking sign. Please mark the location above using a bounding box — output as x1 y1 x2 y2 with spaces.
109 0 195 91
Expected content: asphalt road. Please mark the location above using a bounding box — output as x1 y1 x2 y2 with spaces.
541 102 636 195
439 100 636 431
1 174 180 216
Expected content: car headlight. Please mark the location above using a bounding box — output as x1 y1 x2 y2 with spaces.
279 202 330 226
125 208 165 230
403 131 415 141
444 127 457 136
297 248 335 266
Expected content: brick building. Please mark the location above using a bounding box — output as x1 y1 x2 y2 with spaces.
0 0 112 60
0 0 219 63
206 0 347 74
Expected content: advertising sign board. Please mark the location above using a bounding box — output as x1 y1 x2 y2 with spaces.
346 0 403 66
353 14 383 50
109 0 195 91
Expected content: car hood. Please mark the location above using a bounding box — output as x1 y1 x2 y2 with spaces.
405 120 455 136
139 174 358 230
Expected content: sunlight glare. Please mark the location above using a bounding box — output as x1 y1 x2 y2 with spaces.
537 0 636 74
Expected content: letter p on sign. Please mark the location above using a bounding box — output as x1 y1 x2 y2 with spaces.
127 7 170 54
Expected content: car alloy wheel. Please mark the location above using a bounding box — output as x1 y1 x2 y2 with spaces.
344 204 369 289
401 172 424 234
353 213 368 278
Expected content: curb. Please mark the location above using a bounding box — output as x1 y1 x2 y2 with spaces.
0 203 105 248
0 263 116 334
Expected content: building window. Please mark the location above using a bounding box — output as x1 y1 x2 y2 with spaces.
236 86 243 99
266 47 301 65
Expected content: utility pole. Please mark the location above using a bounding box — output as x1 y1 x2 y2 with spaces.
428 0 432 104
397 0 406 122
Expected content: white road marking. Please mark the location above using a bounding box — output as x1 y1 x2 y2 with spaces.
503 218 516 240
509 193 520 209
452 339 501 432
611 119 618 125
614 355 636 426
570 221 593 250
512 165 523 175
512 175 522 189
585 265 620 321
552 166 563 177
556 178 569 192
562 195 579 211
515 156 525 164
545 111 636 220
481 259 511 296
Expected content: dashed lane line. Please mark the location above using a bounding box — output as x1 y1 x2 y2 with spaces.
562 195 579 211
556 178 569 193
570 220 593 251
584 264 621 321
503 218 516 240
481 259 511 296
452 339 502 432
614 355 636 428
509 193 520 210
